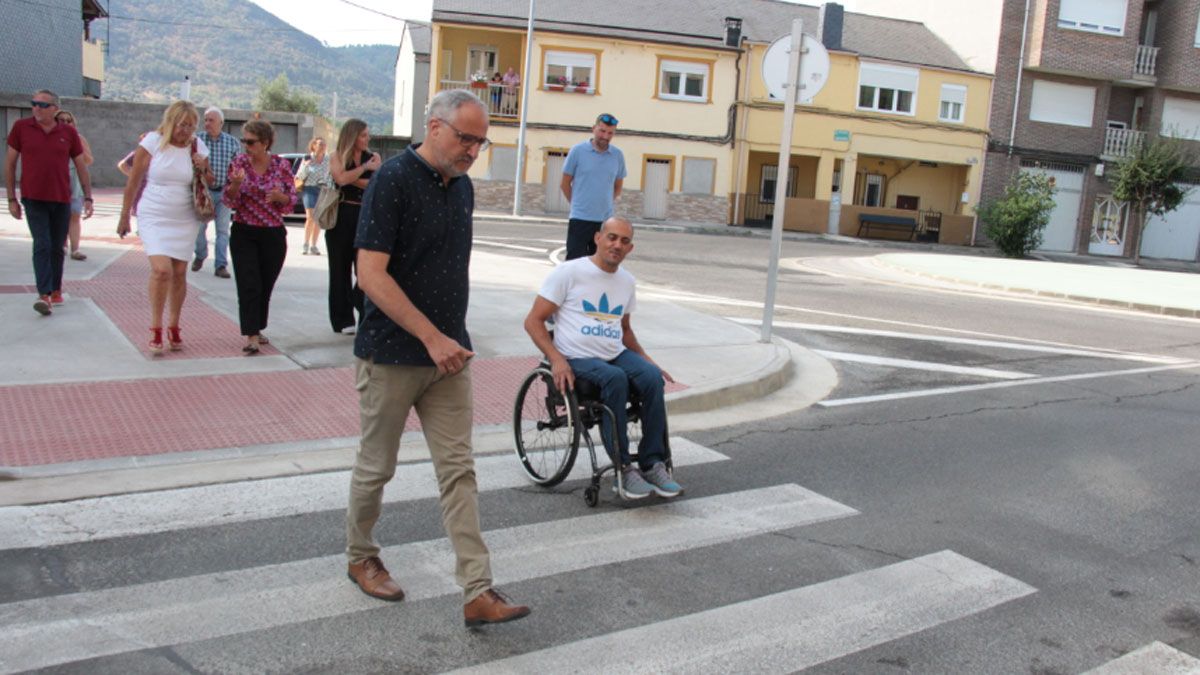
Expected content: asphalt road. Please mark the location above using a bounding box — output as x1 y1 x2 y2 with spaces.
2 220 1198 674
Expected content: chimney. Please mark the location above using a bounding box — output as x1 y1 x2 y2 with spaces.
819 3 844 51
724 17 743 48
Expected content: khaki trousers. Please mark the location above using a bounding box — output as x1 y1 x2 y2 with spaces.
346 357 492 602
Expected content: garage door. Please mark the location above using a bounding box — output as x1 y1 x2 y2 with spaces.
1139 185 1200 261
1021 163 1084 252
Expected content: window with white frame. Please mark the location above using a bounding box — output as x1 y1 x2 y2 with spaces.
857 63 918 115
659 60 709 102
1058 0 1126 35
1161 97 1200 141
1029 79 1096 127
939 84 967 123
544 50 595 92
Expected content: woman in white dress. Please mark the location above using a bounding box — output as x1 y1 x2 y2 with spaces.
117 101 213 355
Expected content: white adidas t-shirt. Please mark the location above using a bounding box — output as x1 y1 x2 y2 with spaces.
538 258 637 361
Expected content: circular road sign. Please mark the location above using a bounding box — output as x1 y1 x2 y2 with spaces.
761 32 831 104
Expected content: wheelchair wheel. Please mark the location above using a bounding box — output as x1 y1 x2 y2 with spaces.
513 368 580 486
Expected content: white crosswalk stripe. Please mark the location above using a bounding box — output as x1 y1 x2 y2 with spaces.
0 437 727 550
448 550 1035 675
1083 641 1200 674
0 483 858 673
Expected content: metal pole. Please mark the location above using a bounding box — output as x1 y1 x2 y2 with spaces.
512 0 536 216
761 19 804 343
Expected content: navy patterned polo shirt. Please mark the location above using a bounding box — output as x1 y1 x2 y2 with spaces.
353 145 473 366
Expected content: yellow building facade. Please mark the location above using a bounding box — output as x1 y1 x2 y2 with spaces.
427 1 992 243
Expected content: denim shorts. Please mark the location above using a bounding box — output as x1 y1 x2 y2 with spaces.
69 195 83 215
302 185 321 209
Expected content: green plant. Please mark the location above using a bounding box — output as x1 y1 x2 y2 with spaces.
978 171 1057 258
256 73 319 114
1110 136 1194 264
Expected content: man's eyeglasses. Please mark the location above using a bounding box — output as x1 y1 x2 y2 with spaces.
30 100 56 109
436 118 490 151
240 138 260 146
597 113 619 126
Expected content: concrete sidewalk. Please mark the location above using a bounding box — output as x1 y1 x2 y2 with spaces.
0 195 828 503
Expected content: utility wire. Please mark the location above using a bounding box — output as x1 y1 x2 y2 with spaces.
5 0 389 34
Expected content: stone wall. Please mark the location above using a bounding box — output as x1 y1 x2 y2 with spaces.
1 94 315 188
472 179 729 224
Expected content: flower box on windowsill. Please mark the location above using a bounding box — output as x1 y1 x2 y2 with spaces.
546 84 565 91
572 85 591 93
470 81 488 89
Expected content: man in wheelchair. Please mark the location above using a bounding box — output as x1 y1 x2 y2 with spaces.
524 216 683 499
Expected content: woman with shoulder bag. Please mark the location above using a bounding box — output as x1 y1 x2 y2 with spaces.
222 119 296 355
298 137 331 256
326 119 380 335
116 101 212 355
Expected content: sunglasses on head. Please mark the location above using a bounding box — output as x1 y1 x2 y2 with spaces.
597 113 618 126
31 100 56 109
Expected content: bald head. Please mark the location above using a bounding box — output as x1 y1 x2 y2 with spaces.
600 216 633 239
592 216 634 272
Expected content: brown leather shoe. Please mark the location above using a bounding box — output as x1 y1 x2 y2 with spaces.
347 556 405 601
463 589 531 627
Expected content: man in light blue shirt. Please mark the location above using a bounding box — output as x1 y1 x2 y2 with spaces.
560 113 626 260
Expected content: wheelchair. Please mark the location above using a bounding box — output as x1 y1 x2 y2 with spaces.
512 363 673 507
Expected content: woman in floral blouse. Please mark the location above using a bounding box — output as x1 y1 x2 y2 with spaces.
222 119 296 354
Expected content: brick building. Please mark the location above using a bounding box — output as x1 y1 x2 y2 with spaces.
983 0 1200 261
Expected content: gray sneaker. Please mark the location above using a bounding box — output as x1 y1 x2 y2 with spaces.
616 466 654 500
642 462 682 498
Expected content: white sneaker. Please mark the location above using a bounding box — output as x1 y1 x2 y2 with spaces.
341 325 357 335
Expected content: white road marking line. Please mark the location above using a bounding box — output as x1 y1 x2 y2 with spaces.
819 362 1200 408
471 240 548 253
448 550 1035 675
728 317 1188 365
0 437 726 550
1083 641 1200 674
813 349 1036 380
0 484 857 673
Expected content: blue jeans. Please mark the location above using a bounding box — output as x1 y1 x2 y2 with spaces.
568 350 667 469
194 192 231 269
22 199 69 296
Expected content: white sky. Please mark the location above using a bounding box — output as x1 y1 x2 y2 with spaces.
248 0 433 46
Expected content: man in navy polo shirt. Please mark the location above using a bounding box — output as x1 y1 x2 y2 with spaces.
560 113 626 260
5 89 94 315
346 89 530 628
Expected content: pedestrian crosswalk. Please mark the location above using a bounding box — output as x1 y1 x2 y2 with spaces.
0 437 1192 673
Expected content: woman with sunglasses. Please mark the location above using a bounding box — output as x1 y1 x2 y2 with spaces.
327 118 381 335
54 110 93 261
117 100 212 355
222 119 296 354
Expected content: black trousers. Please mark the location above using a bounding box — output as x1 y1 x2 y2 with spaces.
566 218 603 260
325 201 364 332
230 223 287 337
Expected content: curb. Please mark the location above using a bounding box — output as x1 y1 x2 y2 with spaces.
873 257 1200 319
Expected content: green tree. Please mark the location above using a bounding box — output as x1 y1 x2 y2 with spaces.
256 73 319 114
978 171 1057 258
1110 136 1194 264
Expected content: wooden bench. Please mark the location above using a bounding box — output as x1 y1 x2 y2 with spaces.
857 214 918 241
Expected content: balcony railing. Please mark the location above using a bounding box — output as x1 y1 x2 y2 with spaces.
439 80 520 118
1103 127 1146 157
1134 44 1158 77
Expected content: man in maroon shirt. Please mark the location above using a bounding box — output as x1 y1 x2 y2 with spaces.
5 90 94 315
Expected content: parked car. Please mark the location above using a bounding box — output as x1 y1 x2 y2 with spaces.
280 153 309 220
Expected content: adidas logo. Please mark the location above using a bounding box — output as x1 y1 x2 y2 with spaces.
581 293 623 323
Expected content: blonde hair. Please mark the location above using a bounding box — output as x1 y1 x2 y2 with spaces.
307 137 326 154
335 119 368 168
155 100 199 150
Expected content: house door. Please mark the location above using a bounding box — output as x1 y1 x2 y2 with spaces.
643 158 672 220
1089 196 1128 256
544 150 569 214
468 46 498 80
1022 165 1084 252
863 173 885 206
1139 185 1200 261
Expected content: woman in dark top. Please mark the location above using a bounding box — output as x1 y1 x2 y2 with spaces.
327 118 381 335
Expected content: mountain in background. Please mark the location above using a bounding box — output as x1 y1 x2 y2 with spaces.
99 0 399 131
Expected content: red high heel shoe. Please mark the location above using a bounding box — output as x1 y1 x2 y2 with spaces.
167 326 182 351
149 328 164 355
